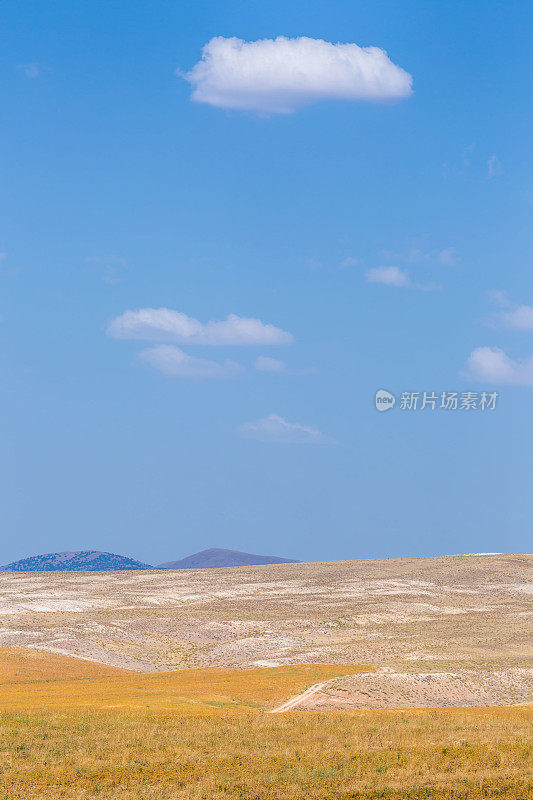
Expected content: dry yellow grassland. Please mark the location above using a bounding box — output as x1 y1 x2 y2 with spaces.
0 648 371 712
0 706 531 799
0 647 124 684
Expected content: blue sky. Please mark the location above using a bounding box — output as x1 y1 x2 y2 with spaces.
1 1 532 565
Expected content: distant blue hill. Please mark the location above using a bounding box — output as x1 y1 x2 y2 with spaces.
158 547 300 569
0 547 301 572
0 551 153 572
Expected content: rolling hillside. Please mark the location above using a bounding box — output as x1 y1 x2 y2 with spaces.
158 547 300 569
0 551 153 572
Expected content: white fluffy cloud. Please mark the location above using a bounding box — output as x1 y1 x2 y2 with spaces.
107 308 293 346
182 36 413 114
138 345 243 379
238 413 334 444
366 266 411 287
466 346 533 386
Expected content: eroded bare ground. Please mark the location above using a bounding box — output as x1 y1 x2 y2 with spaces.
296 668 533 711
1 554 531 707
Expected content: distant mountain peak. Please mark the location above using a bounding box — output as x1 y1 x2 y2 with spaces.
158 547 300 570
0 551 153 572
0 547 300 573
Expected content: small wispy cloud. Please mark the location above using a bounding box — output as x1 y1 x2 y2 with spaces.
487 290 510 308
107 309 293 346
138 345 243 379
466 346 533 386
339 256 360 268
103 267 121 285
366 266 411 287
494 305 533 332
254 356 313 376
238 414 335 444
365 266 440 291
18 63 41 79
443 143 502 179
487 292 533 332
438 247 457 266
254 356 287 373
18 63 52 80
379 246 457 266
498 305 533 331
487 155 503 179
86 255 126 285
442 143 475 176
181 36 412 115
399 248 429 264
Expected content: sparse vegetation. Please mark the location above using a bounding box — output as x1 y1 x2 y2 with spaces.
1 555 531 678
0 706 531 799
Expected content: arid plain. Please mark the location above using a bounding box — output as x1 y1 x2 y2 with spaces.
1 553 531 709
1 553 532 799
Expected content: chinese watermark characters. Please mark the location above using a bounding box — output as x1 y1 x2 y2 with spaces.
375 389 498 412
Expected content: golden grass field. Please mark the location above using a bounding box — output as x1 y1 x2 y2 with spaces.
0 647 371 713
1 705 531 799
0 647 531 799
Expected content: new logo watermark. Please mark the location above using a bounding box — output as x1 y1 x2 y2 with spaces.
375 389 396 412
375 390 498 412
